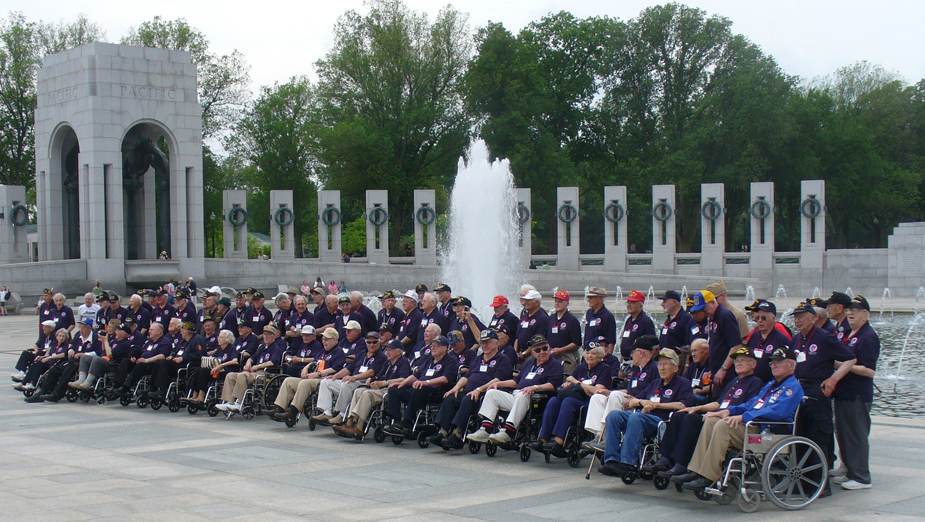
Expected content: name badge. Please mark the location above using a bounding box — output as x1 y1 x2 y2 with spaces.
177 350 184 356
796 352 806 363
342 348 349 353
649 396 661 403
420 320 428 327
691 378 700 387
753 399 765 410
754 349 763 359
691 326 699 334
551 327 558 334
720 400 730 409
521 321 529 328
359 366 368 373
414 351 421 359
661 327 668 335
631 379 638 388
589 319 598 327
479 364 488 372
425 368 436 377
525 372 537 380
581 378 593 385
622 330 631 338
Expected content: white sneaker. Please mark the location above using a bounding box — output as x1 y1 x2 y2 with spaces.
11 371 25 382
227 402 242 412
466 428 491 443
12 382 24 391
832 475 849 484
829 465 848 477
214 402 231 412
488 431 512 444
841 480 872 490
23 383 35 391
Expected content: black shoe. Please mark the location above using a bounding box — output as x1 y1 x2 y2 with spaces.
441 433 464 449
147 390 161 400
598 461 632 477
819 487 832 498
544 441 567 458
41 394 61 403
24 394 45 403
641 458 672 474
657 465 687 479
425 432 445 446
114 386 129 397
382 422 406 437
681 476 712 491
528 440 546 452
670 471 700 484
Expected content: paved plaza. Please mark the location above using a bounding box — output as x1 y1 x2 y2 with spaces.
1 314 924 521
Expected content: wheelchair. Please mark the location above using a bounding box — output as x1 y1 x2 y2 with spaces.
535 402 595 468
203 379 225 417
118 374 154 408
223 368 284 420
482 392 550 462
579 412 663 483
66 366 118 405
148 366 190 413
386 394 444 448
696 411 827 512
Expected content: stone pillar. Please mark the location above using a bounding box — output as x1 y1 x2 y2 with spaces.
414 189 437 266
223 190 247 259
142 168 158 259
318 189 342 263
515 188 532 268
0 185 29 263
749 182 774 272
700 183 725 276
603 186 627 272
270 190 295 260
556 187 580 271
800 180 825 287
366 190 389 265
652 185 676 274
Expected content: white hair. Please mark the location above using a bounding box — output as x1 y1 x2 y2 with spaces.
520 284 537 294
350 291 364 301
84 292 94 299
218 329 236 345
425 323 442 335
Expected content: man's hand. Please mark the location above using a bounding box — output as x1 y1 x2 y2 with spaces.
173 357 183 364
467 388 482 401
300 367 310 379
705 409 730 420
343 375 356 384
640 400 656 413
821 377 837 397
724 414 744 429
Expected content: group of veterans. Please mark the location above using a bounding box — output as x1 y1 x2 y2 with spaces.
11 281 879 498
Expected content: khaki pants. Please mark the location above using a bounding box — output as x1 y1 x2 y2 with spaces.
583 390 629 435
317 379 363 414
559 350 579 375
477 389 532 429
221 371 265 402
274 377 321 411
688 416 746 481
348 387 387 425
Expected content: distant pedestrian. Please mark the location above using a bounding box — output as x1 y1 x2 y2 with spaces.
0 286 9 316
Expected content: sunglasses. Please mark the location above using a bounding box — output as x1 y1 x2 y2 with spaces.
534 346 550 352
368 340 380 344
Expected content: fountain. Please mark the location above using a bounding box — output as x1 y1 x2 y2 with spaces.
440 141 521 318
614 285 624 303
812 287 822 299
680 285 688 304
894 312 925 388
915 287 925 315
744 285 757 304
878 287 894 323
845 287 854 298
775 284 787 302
645 285 657 316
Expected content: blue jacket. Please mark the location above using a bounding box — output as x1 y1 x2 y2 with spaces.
727 374 804 424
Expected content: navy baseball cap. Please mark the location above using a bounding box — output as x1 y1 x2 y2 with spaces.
386 339 404 350
756 300 777 315
770 347 797 361
657 290 681 301
849 295 871 311
633 334 659 350
827 292 852 307
479 329 499 342
433 335 450 346
791 301 816 315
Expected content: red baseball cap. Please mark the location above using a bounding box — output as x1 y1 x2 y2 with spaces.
627 290 645 303
554 290 570 301
490 295 509 307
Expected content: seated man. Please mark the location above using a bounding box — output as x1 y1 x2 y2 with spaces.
21 328 71 400
647 346 762 477
333 339 412 439
675 347 805 490
270 328 345 423
68 319 131 391
113 322 172 397
11 320 57 384
432 329 514 449
684 339 712 404
215 325 286 413
148 321 205 401
584 335 660 440
282 325 323 377
39 319 103 402
466 334 564 444
312 330 388 426
382 335 459 438
598 349 693 477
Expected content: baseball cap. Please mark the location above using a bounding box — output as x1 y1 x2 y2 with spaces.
403 290 419 302
490 295 509 307
744 299 761 312
433 335 450 346
633 334 659 350
827 292 852 307
345 320 362 330
523 289 542 300
447 330 464 343
756 300 777 315
80 318 94 327
322 328 339 340
657 290 681 301
301 325 316 335
706 281 727 296
386 339 404 350
479 329 499 342
451 296 472 308
690 291 715 312
237 319 253 330
585 286 607 297
731 346 755 359
118 322 133 334
415 284 428 293
263 325 280 335
366 331 381 340
252 291 265 300
626 290 645 302
181 322 196 331
554 290 570 301
770 347 797 361
849 295 871 311
217 297 231 307
656 348 679 365
791 301 816 315
176 289 191 300
96 291 110 302
379 290 396 299
434 283 451 293
109 294 120 302
529 334 548 348
338 295 351 303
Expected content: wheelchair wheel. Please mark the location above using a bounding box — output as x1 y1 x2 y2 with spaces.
263 374 285 410
714 476 739 506
168 399 180 413
417 430 430 449
621 474 636 485
187 403 199 415
653 476 670 490
242 405 256 420
119 395 131 406
23 387 35 398
544 451 551 463
391 436 404 445
150 399 162 410
737 487 761 512
639 470 654 481
308 417 316 431
97 396 108 405
694 489 712 501
762 435 827 511
485 442 497 457
566 446 581 468
207 402 219 417
65 389 79 402
79 390 92 403
137 396 149 408
374 426 386 443
468 441 481 454
520 444 531 462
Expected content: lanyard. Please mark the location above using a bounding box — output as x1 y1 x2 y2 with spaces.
800 327 816 353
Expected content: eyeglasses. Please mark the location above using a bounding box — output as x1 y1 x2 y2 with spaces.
368 340 380 344
534 346 550 352
756 316 773 322
656 362 674 368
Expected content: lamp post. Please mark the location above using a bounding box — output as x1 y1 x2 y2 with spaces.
210 211 216 257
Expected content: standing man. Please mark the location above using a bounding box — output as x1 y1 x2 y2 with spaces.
825 292 853 344
350 291 378 335
514 289 549 363
488 295 519 353
584 287 616 350
151 289 176 328
691 290 743 391
174 288 198 330
448 297 484 349
396 291 423 350
243 291 272 333
417 293 449 344
706 281 749 340
434 283 453 319
377 291 405 338
744 300 788 382
546 290 582 374
657 290 691 353
619 290 657 360
77 293 100 324
314 294 340 335
285 295 315 350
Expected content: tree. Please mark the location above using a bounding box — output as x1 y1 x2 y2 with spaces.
315 0 474 253
122 16 250 139
37 13 105 54
231 77 320 257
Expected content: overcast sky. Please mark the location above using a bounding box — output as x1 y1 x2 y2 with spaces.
16 0 925 96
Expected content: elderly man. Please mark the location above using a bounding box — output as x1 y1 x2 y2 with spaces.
657 290 692 353
77 292 100 324
647 346 763 477
339 321 367 363
417 293 449 344
312 330 389 425
127 294 152 335
684 339 712 403
583 335 660 441
151 289 176 327
598 348 693 477
744 300 788 382
49 293 76 333
434 283 453 318
487 295 519 351
215 325 286 413
148 321 204 401
706 280 749 339
811 299 836 334
314 294 340 334
309 287 326 313
377 291 405 338
383 335 459 438
284 325 322 376
676 347 805 491
350 291 378 335
584 287 617 349
233 320 261 361
833 295 879 490
335 295 363 341
286 295 315 346
467 335 564 444
396 290 424 349
270 328 346 424
333 339 413 439
174 288 198 329
409 323 441 365
514 290 549 363
448 330 478 371
113 322 172 397
433 329 514 449
619 290 656 359
448 296 484 349
197 290 219 330
545 290 582 373
790 300 856 495
825 292 853 344
691 290 743 391
272 293 292 335
34 318 102 403
242 291 272 333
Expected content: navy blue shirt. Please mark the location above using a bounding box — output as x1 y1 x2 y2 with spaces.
687 317 709 345
546 310 582 352
233 332 260 357
379 356 412 381
836 322 879 403
397 308 423 345
416 308 449 344
50 304 76 332
253 338 286 366
339 336 367 359
515 357 564 390
716 374 764 409
464 351 513 393
110 337 135 360
683 360 708 389
414 353 459 388
659 309 692 351
129 306 152 332
747 327 790 382
317 346 347 373
377 307 405 337
449 314 485 349
69 332 102 360
620 311 657 359
356 304 379 336
488 310 519 349
516 308 549 353
834 317 851 345
452 347 479 370
708 304 743 375
177 302 198 329
313 307 340 330
820 320 836 335
291 339 323 360
243 306 273 333
335 312 363 341
348 349 388 376
637 375 694 421
570 361 613 390
219 309 237 333
273 308 291 335
152 304 176 327
140 335 172 359
625 359 659 397
584 306 617 349
793 327 856 381
216 344 238 364
173 334 205 365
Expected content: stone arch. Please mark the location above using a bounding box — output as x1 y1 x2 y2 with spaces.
48 123 81 259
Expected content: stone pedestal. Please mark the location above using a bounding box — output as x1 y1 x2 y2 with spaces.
750 182 774 272
0 185 29 263
800 180 825 291
888 223 925 296
652 185 676 273
223 190 247 259
556 187 580 271
515 188 532 268
701 183 725 276
603 186 627 272
366 190 389 265
270 190 294 260
318 190 342 263
413 189 437 267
